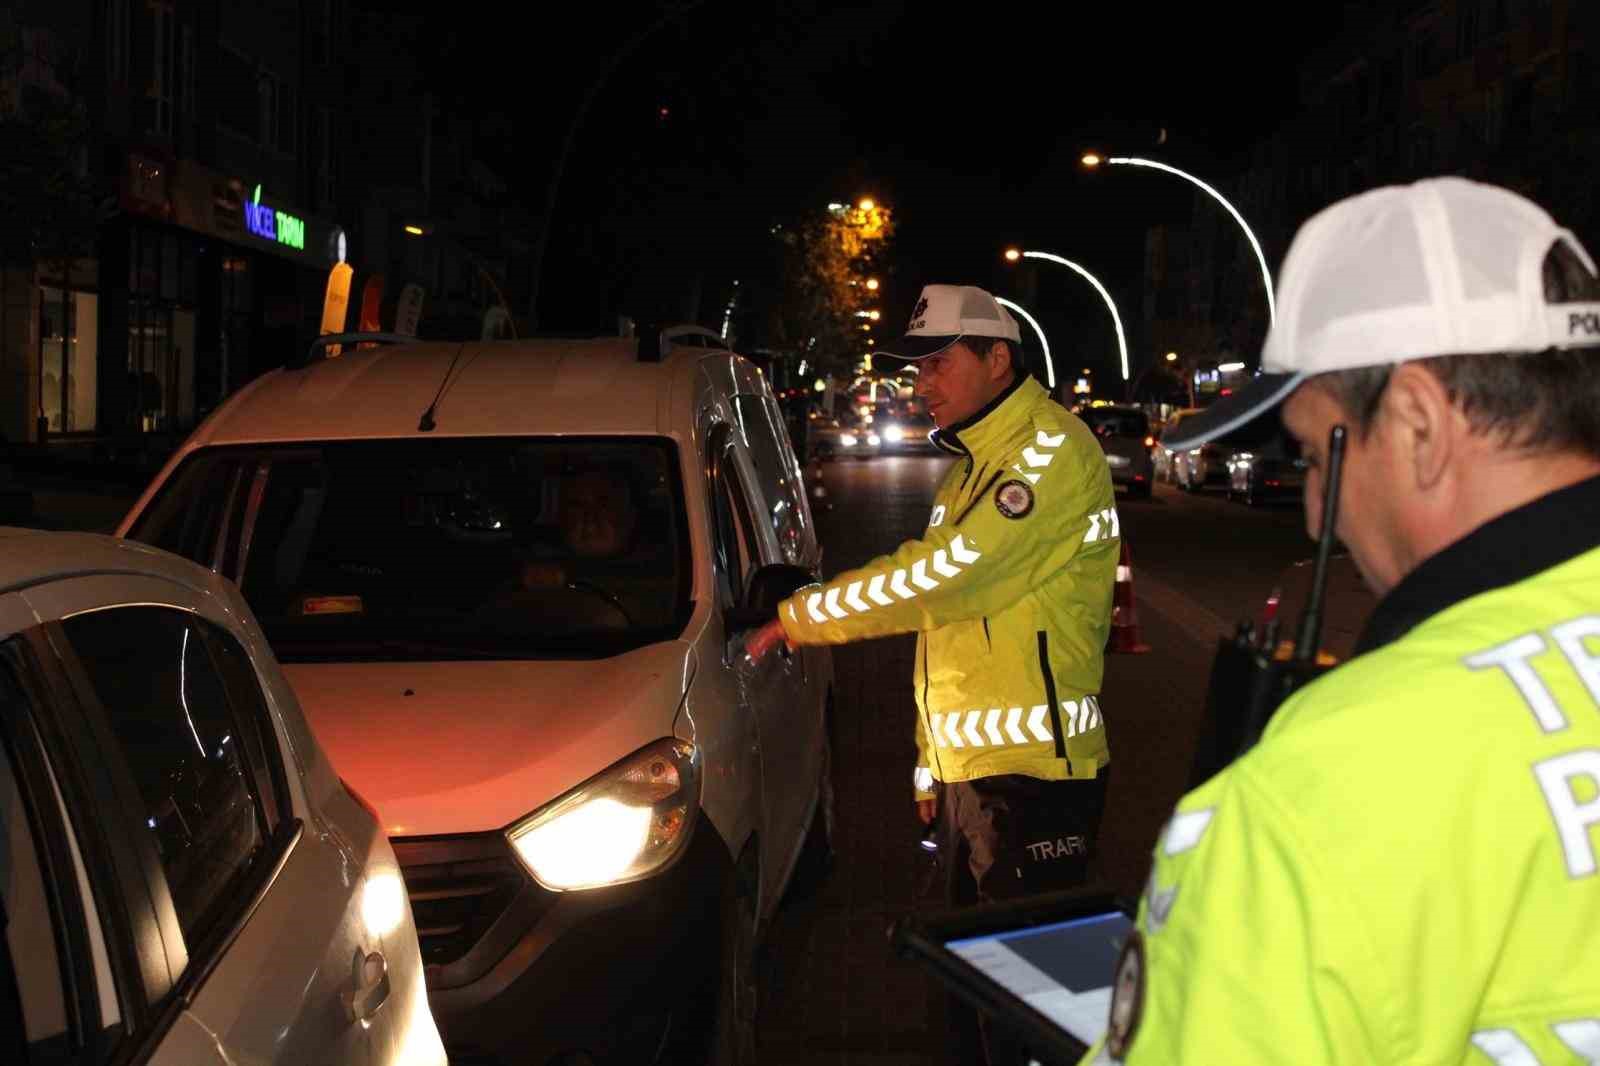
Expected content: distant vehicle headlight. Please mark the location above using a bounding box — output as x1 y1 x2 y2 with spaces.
507 739 701 891
840 433 858 447
1105 454 1130 468
867 433 881 446
883 425 905 443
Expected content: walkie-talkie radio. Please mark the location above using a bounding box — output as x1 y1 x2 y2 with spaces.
1187 425 1349 789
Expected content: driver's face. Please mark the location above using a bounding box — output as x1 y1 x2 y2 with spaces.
560 474 636 558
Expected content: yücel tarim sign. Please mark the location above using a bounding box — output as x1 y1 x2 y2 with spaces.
243 184 306 251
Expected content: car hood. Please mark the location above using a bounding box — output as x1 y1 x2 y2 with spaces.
283 641 696 837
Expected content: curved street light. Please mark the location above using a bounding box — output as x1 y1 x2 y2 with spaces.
1006 249 1130 386
1083 154 1276 324
993 297 1053 390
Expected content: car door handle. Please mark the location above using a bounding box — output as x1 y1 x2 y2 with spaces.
345 949 390 1023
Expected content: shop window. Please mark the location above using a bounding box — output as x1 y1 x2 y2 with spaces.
145 0 176 137
257 71 296 155
316 106 337 212
215 44 255 141
106 0 130 82
38 287 99 434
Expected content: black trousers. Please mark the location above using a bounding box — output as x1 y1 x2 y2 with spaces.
939 771 1112 1066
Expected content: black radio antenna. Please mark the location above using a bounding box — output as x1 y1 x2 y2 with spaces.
418 342 468 432
1294 425 1348 663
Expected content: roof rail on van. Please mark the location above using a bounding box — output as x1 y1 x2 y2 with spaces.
637 323 729 362
291 332 419 370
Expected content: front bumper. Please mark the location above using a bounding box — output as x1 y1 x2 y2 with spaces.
394 821 732 1066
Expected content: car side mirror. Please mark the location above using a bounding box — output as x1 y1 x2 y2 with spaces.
726 563 816 631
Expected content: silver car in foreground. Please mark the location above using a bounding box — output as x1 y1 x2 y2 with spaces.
0 530 445 1066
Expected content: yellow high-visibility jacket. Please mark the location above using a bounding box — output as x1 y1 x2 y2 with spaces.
1082 476 1600 1065
778 376 1118 796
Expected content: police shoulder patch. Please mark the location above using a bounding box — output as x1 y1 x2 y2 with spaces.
1105 929 1146 1059
994 479 1034 519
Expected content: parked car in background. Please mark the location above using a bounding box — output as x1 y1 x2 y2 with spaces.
118 327 835 1066
1175 437 1234 493
877 409 941 456
812 411 883 460
1226 434 1307 506
1153 407 1201 483
1078 405 1155 498
1 530 445 1066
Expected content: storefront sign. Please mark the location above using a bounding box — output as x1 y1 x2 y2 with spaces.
243 185 306 251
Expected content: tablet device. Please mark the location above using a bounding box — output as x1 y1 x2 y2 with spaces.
890 889 1135 1064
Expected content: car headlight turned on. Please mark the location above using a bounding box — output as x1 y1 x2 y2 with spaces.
840 433 858 447
507 738 701 891
867 433 881 446
883 425 905 443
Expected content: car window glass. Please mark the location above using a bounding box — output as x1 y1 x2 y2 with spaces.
762 393 814 556
129 454 249 569
0 668 71 1058
710 446 761 605
733 394 807 564
132 439 692 662
202 628 290 824
63 608 269 953
1082 409 1150 437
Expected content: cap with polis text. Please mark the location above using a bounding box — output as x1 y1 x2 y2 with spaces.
877 284 1022 362
1165 177 1600 451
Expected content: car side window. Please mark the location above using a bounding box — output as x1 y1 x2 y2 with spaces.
706 430 761 607
129 453 253 572
61 607 280 954
0 670 71 1061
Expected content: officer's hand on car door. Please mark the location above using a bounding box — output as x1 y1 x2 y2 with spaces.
743 617 796 664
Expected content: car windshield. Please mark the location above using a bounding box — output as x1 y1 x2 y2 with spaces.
1081 408 1150 438
129 437 693 661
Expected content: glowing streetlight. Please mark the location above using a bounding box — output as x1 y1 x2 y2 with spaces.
868 310 880 320
1006 249 1130 384
866 277 880 291
994 297 1054 390
1085 154 1276 324
1165 351 1178 362
1003 247 1022 262
858 198 876 211
404 224 426 236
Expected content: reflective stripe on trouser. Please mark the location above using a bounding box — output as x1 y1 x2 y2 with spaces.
929 696 1103 749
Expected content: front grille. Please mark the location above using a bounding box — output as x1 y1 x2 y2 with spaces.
392 834 532 969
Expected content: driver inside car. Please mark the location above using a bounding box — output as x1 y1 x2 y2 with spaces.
484 462 670 628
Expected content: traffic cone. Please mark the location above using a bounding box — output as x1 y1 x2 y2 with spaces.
807 456 832 512
1108 540 1151 654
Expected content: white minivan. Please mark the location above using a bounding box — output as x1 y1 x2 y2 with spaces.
119 327 835 1065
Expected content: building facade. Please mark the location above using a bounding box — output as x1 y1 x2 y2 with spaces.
1 0 531 464
1143 0 1597 380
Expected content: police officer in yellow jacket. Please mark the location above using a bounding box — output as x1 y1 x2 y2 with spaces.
1084 179 1600 1065
750 283 1120 905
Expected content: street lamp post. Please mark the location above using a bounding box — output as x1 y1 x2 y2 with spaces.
1083 153 1276 325
993 297 1053 391
1005 248 1130 394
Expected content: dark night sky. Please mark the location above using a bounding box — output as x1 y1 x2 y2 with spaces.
422 1 1345 375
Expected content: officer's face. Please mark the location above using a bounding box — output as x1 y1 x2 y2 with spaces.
1282 383 1408 595
913 340 1013 428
